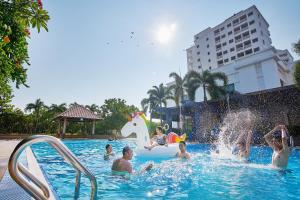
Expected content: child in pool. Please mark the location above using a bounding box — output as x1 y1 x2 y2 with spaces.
104 144 115 160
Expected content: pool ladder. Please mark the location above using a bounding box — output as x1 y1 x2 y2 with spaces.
8 135 98 200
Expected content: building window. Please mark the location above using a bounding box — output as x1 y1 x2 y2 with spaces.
240 14 247 21
197 45 200 48
214 29 220 35
259 22 261 27
222 42 227 46
235 35 242 42
224 58 229 63
252 38 258 43
197 51 200 55
208 59 211 62
218 60 223 65
217 52 222 56
230 47 235 52
245 49 253 55
207 44 210 48
237 52 244 58
197 58 201 62
229 39 234 43
206 37 209 41
248 12 253 17
228 31 232 35
195 36 199 40
251 29 256 34
244 40 251 48
231 56 236 60
207 52 210 55
198 66 202 69
263 40 265 45
254 47 260 52
234 27 240 34
221 34 226 38
241 23 248 30
233 19 239 26
209 66 212 70
249 20 255 25
261 31 263 36
223 50 228 54
227 23 231 28
220 27 225 31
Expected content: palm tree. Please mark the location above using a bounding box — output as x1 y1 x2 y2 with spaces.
147 83 173 124
49 103 67 114
186 70 228 103
169 72 189 130
293 39 300 55
184 77 200 101
25 98 46 133
85 104 100 114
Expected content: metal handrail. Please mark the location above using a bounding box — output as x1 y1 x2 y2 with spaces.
8 135 98 200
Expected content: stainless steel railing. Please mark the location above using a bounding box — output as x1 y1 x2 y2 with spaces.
8 135 98 200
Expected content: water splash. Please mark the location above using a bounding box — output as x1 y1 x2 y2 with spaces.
214 109 257 157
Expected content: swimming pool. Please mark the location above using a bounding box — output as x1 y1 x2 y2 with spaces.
32 140 300 200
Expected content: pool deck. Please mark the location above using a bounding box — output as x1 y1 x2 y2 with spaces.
0 140 20 181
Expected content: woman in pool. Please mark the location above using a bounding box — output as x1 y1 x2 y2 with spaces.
104 144 115 160
144 126 167 150
231 122 253 161
264 124 292 169
175 141 190 160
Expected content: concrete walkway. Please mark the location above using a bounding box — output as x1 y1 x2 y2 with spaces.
0 140 20 181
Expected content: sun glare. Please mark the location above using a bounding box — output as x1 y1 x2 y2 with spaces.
155 23 177 44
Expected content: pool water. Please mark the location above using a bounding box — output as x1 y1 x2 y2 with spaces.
32 140 300 200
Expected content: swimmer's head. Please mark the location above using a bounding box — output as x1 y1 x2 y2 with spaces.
179 141 186 152
122 146 133 160
106 144 112 153
156 126 163 135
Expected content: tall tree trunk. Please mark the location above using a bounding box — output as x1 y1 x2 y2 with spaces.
203 84 207 104
159 102 162 125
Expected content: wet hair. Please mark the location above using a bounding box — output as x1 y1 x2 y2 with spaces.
179 141 186 146
156 126 163 133
105 144 111 150
122 146 131 155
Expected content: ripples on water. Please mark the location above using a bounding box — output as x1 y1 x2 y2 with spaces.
32 140 300 200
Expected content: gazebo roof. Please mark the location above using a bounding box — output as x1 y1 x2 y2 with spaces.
55 104 100 121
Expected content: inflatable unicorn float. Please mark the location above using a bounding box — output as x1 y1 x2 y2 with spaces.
121 112 186 158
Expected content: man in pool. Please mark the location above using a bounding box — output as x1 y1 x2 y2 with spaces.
144 126 167 150
264 124 292 169
175 141 190 160
111 146 153 176
104 144 115 160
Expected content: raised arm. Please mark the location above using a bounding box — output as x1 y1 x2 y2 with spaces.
281 126 288 151
264 126 278 148
245 130 253 154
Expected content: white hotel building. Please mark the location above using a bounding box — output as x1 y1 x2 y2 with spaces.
183 5 294 102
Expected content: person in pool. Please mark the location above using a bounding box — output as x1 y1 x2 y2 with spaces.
144 126 167 150
175 141 190 160
111 146 153 176
104 144 115 160
231 128 253 160
264 124 292 169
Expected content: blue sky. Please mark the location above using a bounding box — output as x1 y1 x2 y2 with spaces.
12 0 300 110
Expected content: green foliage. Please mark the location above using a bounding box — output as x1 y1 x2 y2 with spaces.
147 83 173 123
293 39 300 55
294 61 300 89
0 0 50 108
186 70 228 102
98 98 139 133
